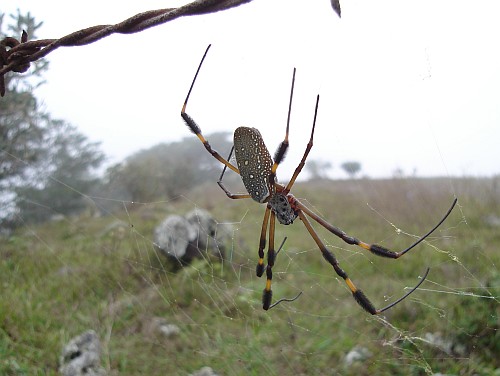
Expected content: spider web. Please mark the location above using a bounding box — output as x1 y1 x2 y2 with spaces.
2 2 499 374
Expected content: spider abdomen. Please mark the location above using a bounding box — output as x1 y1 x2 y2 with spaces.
234 127 274 203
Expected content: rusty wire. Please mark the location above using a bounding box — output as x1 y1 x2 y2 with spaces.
0 0 341 97
0 0 256 96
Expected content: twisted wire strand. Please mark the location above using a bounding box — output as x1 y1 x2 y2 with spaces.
0 0 341 97
0 0 254 96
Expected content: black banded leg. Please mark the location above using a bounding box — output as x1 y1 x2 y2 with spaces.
217 147 252 199
263 237 303 310
181 44 240 175
285 94 320 193
297 211 376 314
268 68 295 186
256 205 271 277
217 182 252 199
181 113 240 175
262 211 276 310
296 198 457 260
297 210 429 314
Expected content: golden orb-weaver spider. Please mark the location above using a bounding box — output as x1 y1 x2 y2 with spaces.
181 45 457 314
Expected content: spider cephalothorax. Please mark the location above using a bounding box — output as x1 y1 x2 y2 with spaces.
180 44 457 312
268 192 298 225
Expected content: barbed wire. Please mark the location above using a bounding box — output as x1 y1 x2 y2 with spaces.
0 0 255 97
0 0 341 97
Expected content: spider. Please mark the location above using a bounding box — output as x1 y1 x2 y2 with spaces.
180 45 457 314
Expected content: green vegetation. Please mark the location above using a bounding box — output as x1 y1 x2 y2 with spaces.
1 177 498 375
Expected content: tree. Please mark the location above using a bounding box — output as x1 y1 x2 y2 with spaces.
1 10 105 226
96 132 233 211
14 121 105 223
305 159 332 180
0 10 49 192
340 161 362 179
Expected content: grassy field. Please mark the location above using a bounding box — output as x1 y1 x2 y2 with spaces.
1 177 499 375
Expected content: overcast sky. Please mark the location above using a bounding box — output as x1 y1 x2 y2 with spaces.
3 0 500 179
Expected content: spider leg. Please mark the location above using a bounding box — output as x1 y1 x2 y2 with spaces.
181 44 239 174
269 68 296 187
296 198 457 259
256 205 271 277
262 211 276 310
217 146 252 199
285 94 319 193
265 237 304 310
297 209 429 314
267 291 303 310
